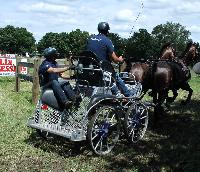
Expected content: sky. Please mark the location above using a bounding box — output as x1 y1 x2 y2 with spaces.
0 0 200 42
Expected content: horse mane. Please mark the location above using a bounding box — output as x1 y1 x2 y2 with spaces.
159 42 172 58
180 42 193 58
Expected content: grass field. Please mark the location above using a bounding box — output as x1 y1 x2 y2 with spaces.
0 72 200 172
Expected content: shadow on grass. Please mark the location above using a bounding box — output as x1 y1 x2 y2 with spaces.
25 131 90 158
103 99 200 172
24 99 200 171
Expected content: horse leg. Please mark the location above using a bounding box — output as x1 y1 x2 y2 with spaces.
180 82 193 105
166 89 178 104
152 90 157 104
153 90 168 127
157 90 168 107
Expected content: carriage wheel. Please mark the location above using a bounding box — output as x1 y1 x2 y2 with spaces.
124 102 148 143
87 105 120 155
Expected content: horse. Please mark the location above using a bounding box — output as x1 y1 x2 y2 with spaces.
159 42 176 60
123 42 199 108
181 42 199 66
157 41 199 103
159 41 199 65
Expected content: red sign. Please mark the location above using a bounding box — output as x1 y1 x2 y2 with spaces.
0 54 27 76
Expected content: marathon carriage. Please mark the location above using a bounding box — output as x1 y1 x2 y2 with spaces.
27 51 150 155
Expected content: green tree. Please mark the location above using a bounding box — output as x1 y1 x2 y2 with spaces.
125 29 153 60
66 29 89 56
38 29 89 58
0 25 36 54
108 32 126 56
37 32 60 54
151 22 191 57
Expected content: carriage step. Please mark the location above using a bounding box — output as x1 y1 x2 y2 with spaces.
27 118 86 141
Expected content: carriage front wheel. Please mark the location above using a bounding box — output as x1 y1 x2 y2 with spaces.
124 102 148 143
87 105 120 155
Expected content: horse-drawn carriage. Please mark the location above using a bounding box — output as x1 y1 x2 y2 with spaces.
27 51 151 155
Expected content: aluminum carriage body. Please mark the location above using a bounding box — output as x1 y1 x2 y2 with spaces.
27 51 149 155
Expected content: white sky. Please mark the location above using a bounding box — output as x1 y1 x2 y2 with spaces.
0 0 200 42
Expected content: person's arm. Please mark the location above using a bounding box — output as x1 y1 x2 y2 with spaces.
106 38 124 63
59 72 71 79
47 66 70 73
110 52 124 63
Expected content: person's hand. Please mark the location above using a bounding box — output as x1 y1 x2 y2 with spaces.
118 56 124 63
59 72 64 77
68 65 76 70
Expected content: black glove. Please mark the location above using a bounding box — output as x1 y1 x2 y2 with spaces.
68 65 76 70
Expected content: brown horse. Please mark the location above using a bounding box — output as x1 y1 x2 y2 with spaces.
123 42 199 107
159 42 175 60
181 42 199 65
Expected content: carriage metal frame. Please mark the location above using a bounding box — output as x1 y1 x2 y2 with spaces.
27 51 149 155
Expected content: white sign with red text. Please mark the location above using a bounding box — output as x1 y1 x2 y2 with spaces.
0 54 28 76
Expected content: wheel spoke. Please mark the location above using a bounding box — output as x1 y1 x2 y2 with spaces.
92 133 99 140
106 141 109 151
100 138 103 152
94 135 103 150
110 112 116 122
140 115 147 120
129 127 135 136
140 123 146 127
127 120 138 129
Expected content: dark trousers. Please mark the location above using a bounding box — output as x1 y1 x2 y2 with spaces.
48 80 76 106
111 73 131 97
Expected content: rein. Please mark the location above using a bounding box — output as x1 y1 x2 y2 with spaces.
119 0 144 72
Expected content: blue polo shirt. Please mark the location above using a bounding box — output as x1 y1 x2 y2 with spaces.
39 59 58 85
86 34 114 62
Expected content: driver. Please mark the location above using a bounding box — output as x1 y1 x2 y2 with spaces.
86 22 132 97
39 47 80 109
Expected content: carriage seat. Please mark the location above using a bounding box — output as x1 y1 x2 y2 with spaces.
76 51 114 87
41 88 62 110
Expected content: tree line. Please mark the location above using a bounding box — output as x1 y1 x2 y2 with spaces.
0 22 198 60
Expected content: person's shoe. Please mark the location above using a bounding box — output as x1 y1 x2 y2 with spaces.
64 101 73 109
73 94 82 108
116 92 124 98
75 94 82 102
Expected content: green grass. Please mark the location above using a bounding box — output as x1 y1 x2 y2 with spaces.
0 73 200 172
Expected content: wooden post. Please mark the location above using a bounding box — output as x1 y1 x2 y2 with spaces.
15 56 20 92
32 58 41 104
69 51 73 77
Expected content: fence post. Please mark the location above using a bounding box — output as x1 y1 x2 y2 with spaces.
32 58 41 104
68 51 73 77
15 56 20 92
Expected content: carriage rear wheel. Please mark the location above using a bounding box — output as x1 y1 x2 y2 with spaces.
124 102 148 143
87 105 120 155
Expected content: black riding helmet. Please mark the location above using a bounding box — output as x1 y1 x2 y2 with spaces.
98 22 110 35
43 47 58 59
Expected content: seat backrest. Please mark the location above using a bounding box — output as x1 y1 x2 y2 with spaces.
76 51 104 86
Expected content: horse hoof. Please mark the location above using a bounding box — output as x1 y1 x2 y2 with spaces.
165 102 171 108
180 101 187 105
148 91 153 97
166 97 174 103
164 107 171 113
